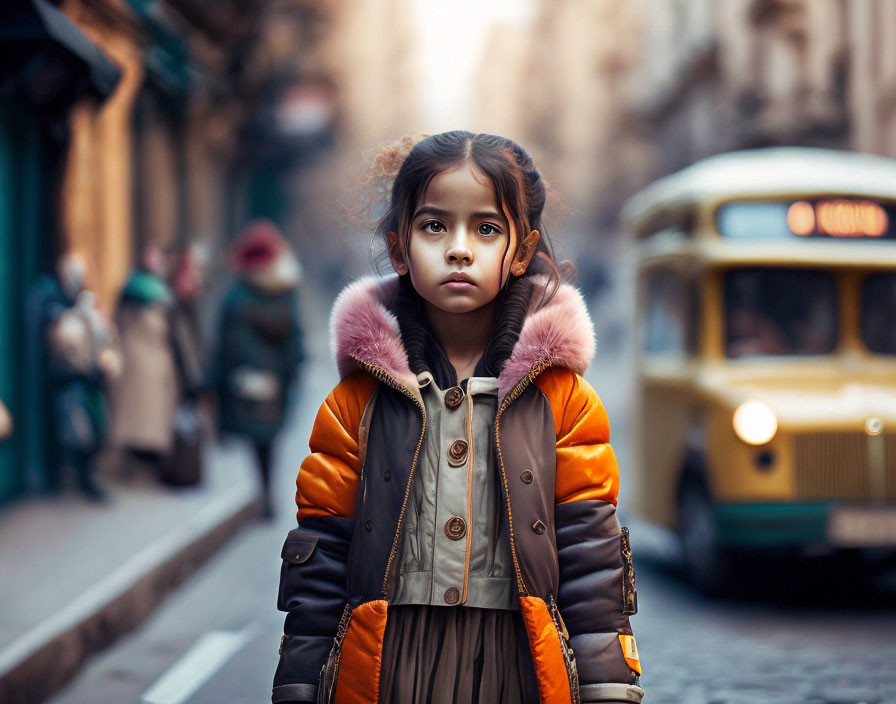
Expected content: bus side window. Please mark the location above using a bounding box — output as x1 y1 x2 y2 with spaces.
644 269 691 358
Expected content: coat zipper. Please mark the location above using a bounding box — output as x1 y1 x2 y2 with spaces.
355 362 428 598
493 359 554 597
548 593 580 704
620 526 638 615
323 603 354 703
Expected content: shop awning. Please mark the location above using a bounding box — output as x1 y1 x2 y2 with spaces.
0 0 121 99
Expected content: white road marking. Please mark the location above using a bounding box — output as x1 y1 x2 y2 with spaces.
141 627 254 704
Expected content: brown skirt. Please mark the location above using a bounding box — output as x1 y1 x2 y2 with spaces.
377 605 540 704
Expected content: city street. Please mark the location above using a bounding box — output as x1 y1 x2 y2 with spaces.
48 327 896 704
5 2 896 703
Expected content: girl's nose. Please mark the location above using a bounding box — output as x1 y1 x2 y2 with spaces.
446 231 473 264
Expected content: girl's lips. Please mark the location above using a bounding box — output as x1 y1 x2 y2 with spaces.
442 280 475 290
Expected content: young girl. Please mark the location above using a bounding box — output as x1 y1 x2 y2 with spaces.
272 131 643 704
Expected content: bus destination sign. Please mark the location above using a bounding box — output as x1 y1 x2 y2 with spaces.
717 198 896 241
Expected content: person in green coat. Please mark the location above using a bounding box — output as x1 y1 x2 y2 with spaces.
206 220 305 518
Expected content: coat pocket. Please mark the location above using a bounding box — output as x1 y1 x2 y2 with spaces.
282 529 319 564
277 529 320 610
317 603 353 704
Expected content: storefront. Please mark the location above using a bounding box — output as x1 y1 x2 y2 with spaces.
0 0 120 502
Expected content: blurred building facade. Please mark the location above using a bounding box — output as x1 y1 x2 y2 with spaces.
1 0 124 503
471 0 648 240
633 0 896 176
287 0 421 284
327 0 418 152
0 0 421 506
473 0 896 242
0 0 390 505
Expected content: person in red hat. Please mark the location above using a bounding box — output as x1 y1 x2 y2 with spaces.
205 220 305 518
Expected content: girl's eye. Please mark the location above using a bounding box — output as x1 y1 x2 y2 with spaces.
478 223 500 236
422 221 445 234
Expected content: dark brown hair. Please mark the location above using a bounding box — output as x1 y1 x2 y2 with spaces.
372 130 573 376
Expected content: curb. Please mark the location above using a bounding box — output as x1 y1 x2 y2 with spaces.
0 483 260 704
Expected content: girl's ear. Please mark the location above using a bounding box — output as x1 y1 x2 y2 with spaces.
510 229 540 277
386 230 409 275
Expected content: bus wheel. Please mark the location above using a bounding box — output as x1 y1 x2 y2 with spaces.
678 477 731 596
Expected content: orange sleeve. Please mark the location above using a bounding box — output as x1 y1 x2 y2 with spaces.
534 366 620 506
296 370 379 520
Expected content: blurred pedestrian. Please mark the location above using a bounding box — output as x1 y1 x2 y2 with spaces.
108 243 179 479
171 242 204 337
169 243 205 393
205 220 305 519
34 252 121 500
160 244 207 486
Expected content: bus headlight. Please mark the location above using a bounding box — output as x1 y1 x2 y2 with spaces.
732 400 778 445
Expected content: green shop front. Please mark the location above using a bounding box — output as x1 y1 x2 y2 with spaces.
0 0 120 504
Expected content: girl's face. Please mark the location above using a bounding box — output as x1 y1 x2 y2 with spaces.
388 164 518 315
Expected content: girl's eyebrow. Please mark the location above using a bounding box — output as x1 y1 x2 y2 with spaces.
413 205 507 222
412 205 451 220
472 210 506 222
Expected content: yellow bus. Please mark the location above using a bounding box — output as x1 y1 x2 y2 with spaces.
622 147 896 592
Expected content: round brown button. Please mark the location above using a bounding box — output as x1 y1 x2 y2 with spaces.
445 516 467 540
447 439 468 467
520 469 534 484
532 520 546 535
444 587 459 604
444 386 464 409
365 519 372 532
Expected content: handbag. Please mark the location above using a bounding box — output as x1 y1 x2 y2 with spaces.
230 366 281 402
160 400 202 486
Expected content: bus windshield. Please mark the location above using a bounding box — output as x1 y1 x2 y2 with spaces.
724 268 837 358
862 274 896 354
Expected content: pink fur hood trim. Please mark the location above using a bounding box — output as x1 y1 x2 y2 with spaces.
329 274 595 400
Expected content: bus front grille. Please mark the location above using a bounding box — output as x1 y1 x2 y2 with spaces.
793 432 870 500
793 431 896 500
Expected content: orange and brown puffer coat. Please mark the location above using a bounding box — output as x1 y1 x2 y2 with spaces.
272 275 643 704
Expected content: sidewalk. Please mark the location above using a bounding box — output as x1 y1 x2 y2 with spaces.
0 442 261 704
